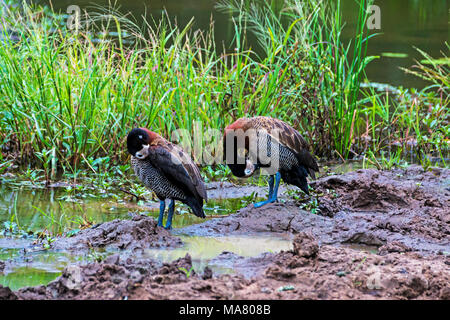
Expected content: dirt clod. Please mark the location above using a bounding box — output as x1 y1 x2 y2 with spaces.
52 214 183 251
292 232 319 258
0 285 17 300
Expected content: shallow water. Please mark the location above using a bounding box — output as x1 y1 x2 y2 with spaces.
0 232 292 289
0 239 115 290
0 184 252 234
0 185 131 235
0 247 75 290
0 180 266 289
143 234 293 276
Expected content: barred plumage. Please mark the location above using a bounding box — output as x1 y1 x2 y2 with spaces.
131 156 185 201
253 129 300 173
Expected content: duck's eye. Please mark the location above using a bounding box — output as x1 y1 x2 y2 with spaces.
138 135 143 140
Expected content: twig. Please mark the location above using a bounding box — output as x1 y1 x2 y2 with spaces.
119 188 146 201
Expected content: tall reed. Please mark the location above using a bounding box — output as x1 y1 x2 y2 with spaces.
216 0 377 158
0 0 447 181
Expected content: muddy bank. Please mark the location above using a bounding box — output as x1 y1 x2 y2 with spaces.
10 233 450 300
0 285 17 300
52 214 182 251
2 166 449 300
180 165 450 254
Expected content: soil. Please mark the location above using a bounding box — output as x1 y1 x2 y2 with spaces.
181 166 450 254
2 165 450 300
52 214 183 251
10 233 450 300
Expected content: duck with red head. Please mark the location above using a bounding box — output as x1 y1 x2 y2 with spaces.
223 116 319 208
127 128 207 229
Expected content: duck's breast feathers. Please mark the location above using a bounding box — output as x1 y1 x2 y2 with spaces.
147 138 207 201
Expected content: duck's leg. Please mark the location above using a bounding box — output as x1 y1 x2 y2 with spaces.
157 200 165 227
254 172 281 208
272 171 281 200
267 175 275 199
164 199 175 230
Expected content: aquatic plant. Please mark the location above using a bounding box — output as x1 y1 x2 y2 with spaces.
216 0 378 159
359 44 449 169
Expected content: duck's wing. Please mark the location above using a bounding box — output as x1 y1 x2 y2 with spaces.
147 141 207 201
252 117 319 178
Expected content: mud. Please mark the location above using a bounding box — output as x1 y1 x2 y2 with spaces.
0 285 17 300
10 233 450 300
52 214 182 251
180 165 450 254
205 181 286 200
2 165 449 300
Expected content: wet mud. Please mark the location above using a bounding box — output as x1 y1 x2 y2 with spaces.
181 165 450 254
52 214 183 251
9 233 450 300
2 165 449 300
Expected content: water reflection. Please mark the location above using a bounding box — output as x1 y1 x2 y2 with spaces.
143 234 293 275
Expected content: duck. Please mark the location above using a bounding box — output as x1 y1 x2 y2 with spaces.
126 128 207 229
223 116 319 208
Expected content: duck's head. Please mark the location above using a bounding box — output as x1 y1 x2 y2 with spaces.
223 123 260 178
126 128 157 159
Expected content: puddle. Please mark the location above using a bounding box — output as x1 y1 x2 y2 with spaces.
0 246 74 291
0 185 131 234
142 198 258 229
0 181 266 289
0 267 61 291
0 237 113 290
340 243 379 254
0 234 292 289
142 235 293 275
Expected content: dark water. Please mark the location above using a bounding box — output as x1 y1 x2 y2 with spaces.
40 0 449 88
341 0 449 89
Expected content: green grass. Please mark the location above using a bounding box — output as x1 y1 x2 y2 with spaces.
0 0 448 183
359 44 449 169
